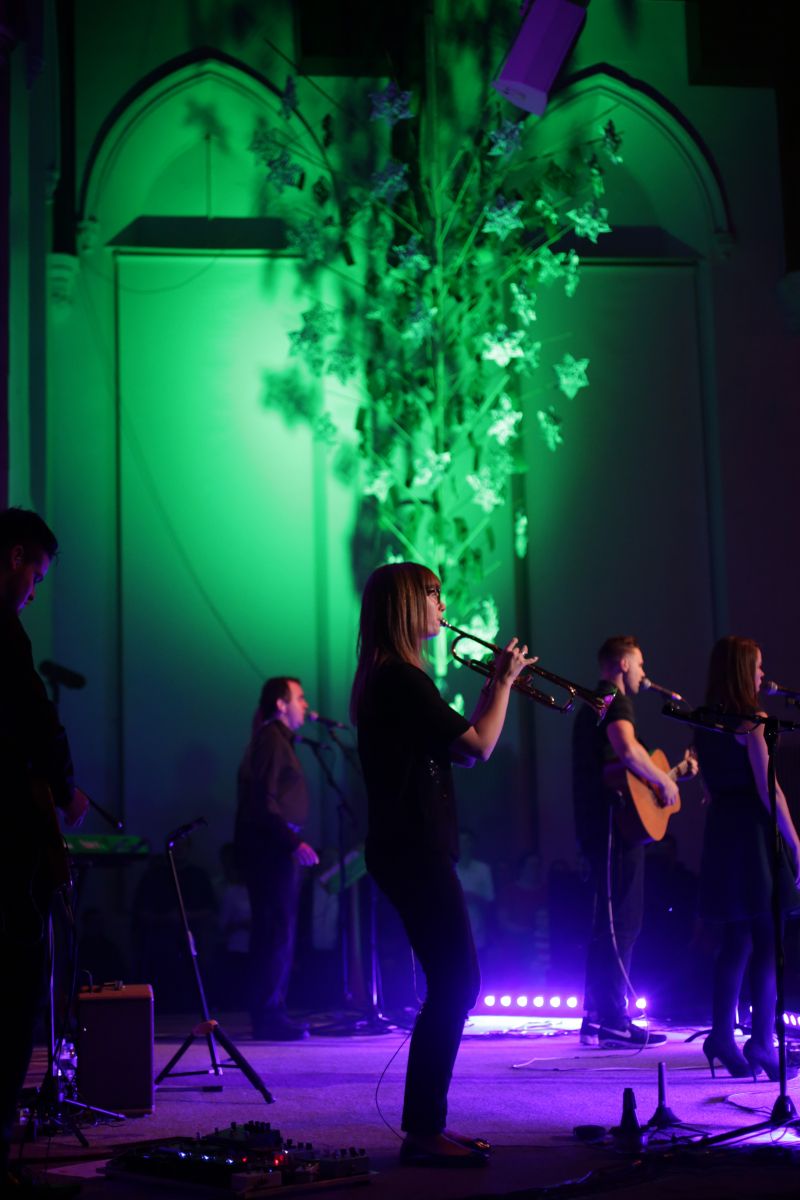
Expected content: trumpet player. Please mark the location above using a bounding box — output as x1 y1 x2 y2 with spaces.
350 562 534 1168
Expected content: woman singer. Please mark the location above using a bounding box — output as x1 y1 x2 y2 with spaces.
350 562 534 1167
695 635 800 1081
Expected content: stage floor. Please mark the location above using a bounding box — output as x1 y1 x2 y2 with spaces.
16 1013 800 1198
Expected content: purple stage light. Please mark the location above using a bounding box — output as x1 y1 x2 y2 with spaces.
533 995 545 1008
492 0 587 116
500 995 512 1008
516 995 528 1008
484 994 496 1007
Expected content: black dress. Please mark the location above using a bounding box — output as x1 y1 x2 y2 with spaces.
695 728 800 922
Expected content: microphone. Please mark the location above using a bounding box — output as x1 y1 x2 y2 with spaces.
166 816 207 847
308 711 349 730
763 680 800 702
662 703 752 734
39 660 86 689
641 678 684 704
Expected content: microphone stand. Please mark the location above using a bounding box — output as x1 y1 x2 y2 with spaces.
663 703 800 1137
300 735 392 1035
154 821 274 1105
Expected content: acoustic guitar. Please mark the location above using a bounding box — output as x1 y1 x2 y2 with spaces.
604 749 691 845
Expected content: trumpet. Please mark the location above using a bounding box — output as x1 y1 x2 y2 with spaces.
441 620 617 725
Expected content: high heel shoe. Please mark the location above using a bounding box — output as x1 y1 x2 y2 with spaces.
742 1039 799 1083
702 1033 750 1078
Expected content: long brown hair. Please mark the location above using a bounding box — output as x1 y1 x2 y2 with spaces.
704 636 761 714
349 561 440 723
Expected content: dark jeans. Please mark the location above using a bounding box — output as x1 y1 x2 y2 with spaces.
583 827 644 1028
368 847 480 1135
239 839 301 1026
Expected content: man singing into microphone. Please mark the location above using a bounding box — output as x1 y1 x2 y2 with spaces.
572 635 695 1047
234 677 319 1040
0 508 88 1184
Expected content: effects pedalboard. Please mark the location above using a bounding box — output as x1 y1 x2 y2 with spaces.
106 1120 370 1194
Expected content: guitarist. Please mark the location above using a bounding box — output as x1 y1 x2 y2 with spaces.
572 635 695 1048
0 509 88 1184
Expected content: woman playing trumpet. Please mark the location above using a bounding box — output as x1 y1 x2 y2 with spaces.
350 562 534 1167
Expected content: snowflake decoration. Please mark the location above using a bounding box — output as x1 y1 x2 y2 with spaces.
466 467 506 513
488 118 524 158
456 599 501 656
265 150 303 192
601 120 623 165
326 343 358 384
481 325 526 368
287 303 337 373
300 302 337 340
537 407 564 452
281 76 298 120
263 371 318 425
586 153 605 197
401 300 438 348
566 202 611 244
563 250 580 298
487 394 523 446
532 247 565 286
369 82 413 126
314 413 339 446
249 120 279 165
287 220 328 264
554 354 590 400
510 281 537 326
482 194 525 241
392 235 431 276
535 196 560 224
411 449 451 488
371 160 410 206
514 510 529 559
364 467 394 503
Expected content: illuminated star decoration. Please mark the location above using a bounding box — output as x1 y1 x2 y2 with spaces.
369 82 413 126
554 353 590 400
287 220 328 264
326 343 358 384
487 394 523 446
466 467 505 513
249 120 279 165
514 510 529 558
461 598 500 648
363 466 394 503
280 76 298 120
401 300 438 348
411 449 451 489
392 235 431 277
482 194 524 241
510 281 537 325
371 160 410 206
534 195 560 225
532 247 566 286
601 119 623 165
488 118 524 158
537 407 564 452
265 150 303 192
566 202 611 244
314 413 339 446
481 324 525 368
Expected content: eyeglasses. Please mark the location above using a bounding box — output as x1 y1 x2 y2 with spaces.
426 586 442 601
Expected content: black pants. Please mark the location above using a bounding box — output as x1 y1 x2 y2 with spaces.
0 932 46 1171
239 839 300 1026
583 826 644 1028
368 848 480 1135
712 913 778 1049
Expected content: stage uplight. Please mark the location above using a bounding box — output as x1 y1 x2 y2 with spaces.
550 996 561 1008
566 996 578 1009
533 995 545 1008
500 995 512 1008
484 994 496 1007
635 997 648 1010
492 0 588 116
516 995 528 1008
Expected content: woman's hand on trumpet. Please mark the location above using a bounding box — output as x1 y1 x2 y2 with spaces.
492 637 538 688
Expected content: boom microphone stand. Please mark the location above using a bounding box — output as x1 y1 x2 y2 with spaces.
664 702 800 1137
153 819 274 1105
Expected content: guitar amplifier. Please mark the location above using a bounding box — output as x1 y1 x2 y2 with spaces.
77 983 154 1114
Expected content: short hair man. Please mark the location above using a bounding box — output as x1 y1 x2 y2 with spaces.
572 635 693 1048
0 508 88 1178
234 676 319 1040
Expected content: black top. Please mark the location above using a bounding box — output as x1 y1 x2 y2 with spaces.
235 720 308 852
695 726 800 920
572 683 635 854
357 659 470 860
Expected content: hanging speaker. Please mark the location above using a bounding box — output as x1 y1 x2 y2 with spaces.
492 0 587 116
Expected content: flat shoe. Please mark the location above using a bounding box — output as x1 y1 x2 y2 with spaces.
399 1141 488 1168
